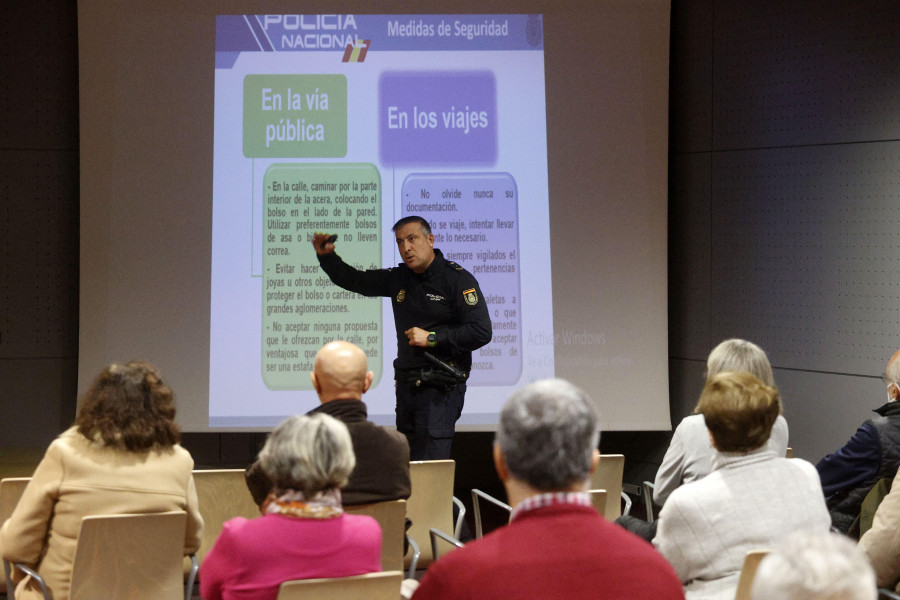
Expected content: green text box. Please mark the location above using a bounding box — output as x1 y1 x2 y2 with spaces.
261 163 382 390
244 75 347 158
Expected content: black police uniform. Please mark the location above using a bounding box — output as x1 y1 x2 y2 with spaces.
317 248 492 459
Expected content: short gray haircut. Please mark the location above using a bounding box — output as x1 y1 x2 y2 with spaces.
258 413 355 497
750 530 877 600
496 378 600 490
706 338 775 386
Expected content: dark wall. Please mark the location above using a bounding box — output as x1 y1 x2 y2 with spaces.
5 1 900 507
667 0 900 465
0 2 79 448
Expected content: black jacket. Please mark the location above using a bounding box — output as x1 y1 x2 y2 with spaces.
318 248 492 371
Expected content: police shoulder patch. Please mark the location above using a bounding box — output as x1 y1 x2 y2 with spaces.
396 289 406 303
463 288 478 306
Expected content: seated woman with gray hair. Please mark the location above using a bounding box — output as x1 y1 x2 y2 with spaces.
619 339 789 540
654 338 789 506
653 371 830 600
200 413 381 600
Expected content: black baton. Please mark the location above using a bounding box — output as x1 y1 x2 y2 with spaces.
423 351 468 383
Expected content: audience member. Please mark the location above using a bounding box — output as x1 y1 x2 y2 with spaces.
654 371 830 600
0 361 204 600
859 463 900 591
245 340 410 507
412 378 684 600
654 338 788 506
752 530 876 600
618 338 788 541
816 347 900 534
200 413 381 600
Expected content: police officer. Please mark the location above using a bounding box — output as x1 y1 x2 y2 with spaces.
312 216 492 460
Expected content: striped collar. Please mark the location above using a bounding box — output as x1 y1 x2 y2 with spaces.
510 491 592 522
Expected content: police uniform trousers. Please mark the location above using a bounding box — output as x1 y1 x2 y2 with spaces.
395 380 466 461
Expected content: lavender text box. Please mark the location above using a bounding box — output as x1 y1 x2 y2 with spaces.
401 172 521 385
380 72 497 166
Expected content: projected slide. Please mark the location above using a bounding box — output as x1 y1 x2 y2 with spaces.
210 14 551 426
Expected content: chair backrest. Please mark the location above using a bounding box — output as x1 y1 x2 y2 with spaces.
733 549 770 600
192 469 260 565
344 499 407 572
587 489 608 514
0 477 30 523
589 454 624 520
276 570 403 600
785 447 793 458
0 477 31 595
69 511 187 600
406 460 455 571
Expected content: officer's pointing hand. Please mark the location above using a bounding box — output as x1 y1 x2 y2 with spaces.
311 232 336 255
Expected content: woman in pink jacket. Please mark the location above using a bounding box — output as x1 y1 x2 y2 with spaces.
200 413 382 600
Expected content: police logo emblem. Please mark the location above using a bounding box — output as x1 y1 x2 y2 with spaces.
396 289 406 303
463 288 478 306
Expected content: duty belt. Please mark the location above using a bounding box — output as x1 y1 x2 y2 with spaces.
397 357 468 392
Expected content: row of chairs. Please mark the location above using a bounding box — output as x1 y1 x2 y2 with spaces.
0 455 631 599
0 460 461 599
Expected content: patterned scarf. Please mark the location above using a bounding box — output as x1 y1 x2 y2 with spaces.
263 488 344 519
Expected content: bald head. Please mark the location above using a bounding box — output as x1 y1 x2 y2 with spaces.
311 341 374 403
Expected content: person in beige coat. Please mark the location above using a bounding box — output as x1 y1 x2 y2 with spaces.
0 361 204 600
859 465 900 591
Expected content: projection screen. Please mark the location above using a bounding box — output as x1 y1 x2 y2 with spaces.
78 0 672 432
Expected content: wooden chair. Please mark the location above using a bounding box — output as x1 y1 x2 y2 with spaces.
589 454 625 520
344 499 407 572
733 549 769 600
405 460 462 576
5 511 190 600
785 447 793 458
1 477 31 596
587 489 608 515
0 477 30 524
192 469 259 565
276 570 404 600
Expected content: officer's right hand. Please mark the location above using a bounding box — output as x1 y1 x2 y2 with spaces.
311 232 336 255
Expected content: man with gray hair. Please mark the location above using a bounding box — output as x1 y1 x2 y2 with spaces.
412 378 683 599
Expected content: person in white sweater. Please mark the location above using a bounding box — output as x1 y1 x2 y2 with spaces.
654 371 831 600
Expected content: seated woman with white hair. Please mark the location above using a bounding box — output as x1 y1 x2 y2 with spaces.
653 371 830 600
751 530 877 600
200 413 382 600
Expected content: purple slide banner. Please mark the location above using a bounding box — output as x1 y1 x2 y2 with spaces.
380 71 497 166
